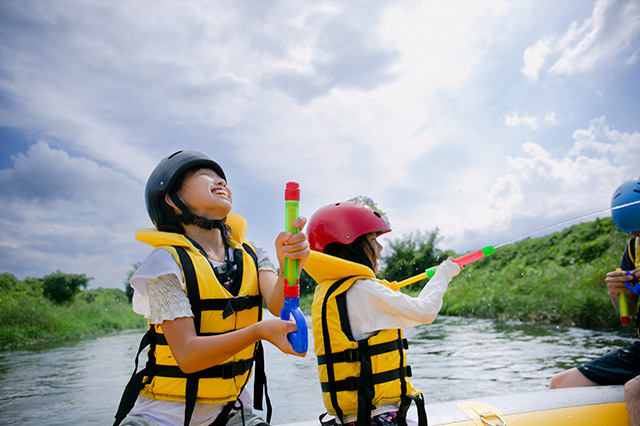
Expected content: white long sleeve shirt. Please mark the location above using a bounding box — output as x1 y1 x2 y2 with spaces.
345 259 460 341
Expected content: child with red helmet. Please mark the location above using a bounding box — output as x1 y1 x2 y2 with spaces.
304 200 461 426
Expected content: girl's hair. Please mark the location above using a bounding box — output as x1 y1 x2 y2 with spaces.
156 168 191 234
323 233 376 271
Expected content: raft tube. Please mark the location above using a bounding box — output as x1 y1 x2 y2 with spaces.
279 385 628 426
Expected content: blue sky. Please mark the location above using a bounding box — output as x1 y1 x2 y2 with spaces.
0 0 639 289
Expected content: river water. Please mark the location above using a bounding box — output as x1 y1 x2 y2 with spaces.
0 314 635 425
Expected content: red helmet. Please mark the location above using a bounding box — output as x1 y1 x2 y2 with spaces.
306 201 391 252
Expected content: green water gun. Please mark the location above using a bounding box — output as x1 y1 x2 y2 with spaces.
391 245 495 290
280 182 308 353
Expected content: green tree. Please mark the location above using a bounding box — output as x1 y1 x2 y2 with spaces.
42 271 90 304
380 230 451 288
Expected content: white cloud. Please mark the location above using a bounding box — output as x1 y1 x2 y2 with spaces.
0 142 148 288
441 116 639 250
504 112 559 130
522 38 554 81
504 113 539 130
522 0 640 80
626 51 639 65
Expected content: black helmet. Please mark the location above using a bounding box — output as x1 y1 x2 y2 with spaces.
145 150 227 230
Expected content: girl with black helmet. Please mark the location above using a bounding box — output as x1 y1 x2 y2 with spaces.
550 177 640 425
115 150 309 426
304 199 461 426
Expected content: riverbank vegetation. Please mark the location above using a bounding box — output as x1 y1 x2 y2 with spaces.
0 272 145 349
381 217 629 328
1 217 632 349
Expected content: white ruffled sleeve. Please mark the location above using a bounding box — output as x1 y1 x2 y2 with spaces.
130 248 185 319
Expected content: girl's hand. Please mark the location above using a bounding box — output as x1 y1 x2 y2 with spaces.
258 319 306 357
440 257 461 278
275 216 310 271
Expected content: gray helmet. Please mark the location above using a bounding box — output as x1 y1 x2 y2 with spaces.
145 150 226 230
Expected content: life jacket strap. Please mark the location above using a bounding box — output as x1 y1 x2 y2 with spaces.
397 394 428 426
319 366 413 393
155 359 254 380
113 330 152 425
317 338 408 365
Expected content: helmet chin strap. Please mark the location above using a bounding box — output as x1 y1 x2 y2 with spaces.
168 192 239 288
168 191 228 239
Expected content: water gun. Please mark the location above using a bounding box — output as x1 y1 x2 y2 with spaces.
392 246 495 290
617 268 638 326
280 182 308 354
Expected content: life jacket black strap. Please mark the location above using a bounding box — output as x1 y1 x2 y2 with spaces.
184 376 199 426
113 330 152 425
317 338 408 365
397 394 428 426
155 359 254 380
319 412 338 426
356 340 374 426
319 366 412 393
205 295 263 317
210 400 237 426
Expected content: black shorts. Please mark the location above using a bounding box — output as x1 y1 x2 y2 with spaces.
578 340 640 385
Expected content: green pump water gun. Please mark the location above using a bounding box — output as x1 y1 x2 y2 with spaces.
391 245 495 290
616 268 638 326
280 182 308 353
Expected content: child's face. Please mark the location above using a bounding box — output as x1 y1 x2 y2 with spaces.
177 168 232 219
365 232 383 273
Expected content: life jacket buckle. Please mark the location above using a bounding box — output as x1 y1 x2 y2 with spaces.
344 349 360 362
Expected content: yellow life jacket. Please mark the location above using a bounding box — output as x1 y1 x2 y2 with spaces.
306 251 424 425
136 213 262 405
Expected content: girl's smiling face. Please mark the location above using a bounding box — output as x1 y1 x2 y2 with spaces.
176 168 232 219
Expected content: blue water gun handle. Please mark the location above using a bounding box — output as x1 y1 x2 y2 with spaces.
280 296 308 354
622 270 640 296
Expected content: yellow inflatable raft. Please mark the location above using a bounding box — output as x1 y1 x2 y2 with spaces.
280 385 628 426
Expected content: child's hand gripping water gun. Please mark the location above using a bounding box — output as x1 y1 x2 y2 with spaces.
280 182 308 354
391 246 495 290
616 268 639 326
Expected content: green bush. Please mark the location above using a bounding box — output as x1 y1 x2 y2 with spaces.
42 271 90 304
0 273 146 349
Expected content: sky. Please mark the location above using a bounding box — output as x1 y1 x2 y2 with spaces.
0 0 639 290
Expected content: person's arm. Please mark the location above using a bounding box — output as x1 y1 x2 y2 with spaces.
147 272 302 375
605 239 638 313
347 258 460 336
260 216 310 316
161 316 300 373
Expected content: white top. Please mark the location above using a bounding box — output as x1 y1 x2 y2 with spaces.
347 259 460 340
127 242 275 426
